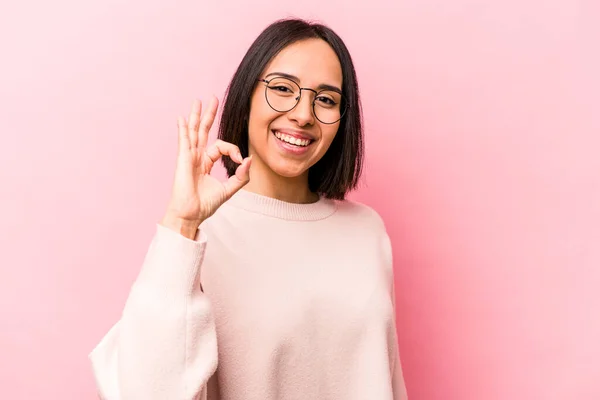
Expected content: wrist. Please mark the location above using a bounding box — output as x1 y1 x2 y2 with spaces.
160 214 202 240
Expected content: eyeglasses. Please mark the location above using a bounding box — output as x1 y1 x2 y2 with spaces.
257 76 348 124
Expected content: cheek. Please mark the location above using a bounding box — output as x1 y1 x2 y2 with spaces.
248 93 278 134
319 125 340 149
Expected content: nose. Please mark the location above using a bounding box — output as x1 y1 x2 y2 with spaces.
287 89 315 127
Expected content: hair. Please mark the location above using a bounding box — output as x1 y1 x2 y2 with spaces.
218 18 364 200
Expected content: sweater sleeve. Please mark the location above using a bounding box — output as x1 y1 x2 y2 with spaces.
89 224 218 400
391 274 408 400
381 226 408 400
392 352 408 400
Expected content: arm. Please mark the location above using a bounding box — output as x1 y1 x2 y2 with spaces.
391 281 408 400
381 226 409 400
89 223 218 400
392 351 408 400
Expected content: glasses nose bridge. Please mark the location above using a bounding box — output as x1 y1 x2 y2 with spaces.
294 87 317 114
295 87 318 103
289 87 317 123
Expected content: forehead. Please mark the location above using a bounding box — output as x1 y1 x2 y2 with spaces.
264 39 343 87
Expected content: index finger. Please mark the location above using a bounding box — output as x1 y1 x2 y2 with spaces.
198 95 219 149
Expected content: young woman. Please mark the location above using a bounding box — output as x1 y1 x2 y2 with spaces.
90 18 408 400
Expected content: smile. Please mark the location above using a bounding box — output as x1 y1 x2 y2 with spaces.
273 130 314 147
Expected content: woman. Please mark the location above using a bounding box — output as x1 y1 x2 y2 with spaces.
90 18 408 400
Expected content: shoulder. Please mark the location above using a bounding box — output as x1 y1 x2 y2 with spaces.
335 199 394 267
335 199 388 232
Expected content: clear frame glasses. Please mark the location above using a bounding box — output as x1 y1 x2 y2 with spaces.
257 76 348 124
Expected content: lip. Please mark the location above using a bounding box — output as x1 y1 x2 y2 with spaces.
271 128 316 141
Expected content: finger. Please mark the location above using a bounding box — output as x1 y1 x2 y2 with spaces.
188 99 202 148
178 116 190 152
205 140 244 164
222 156 252 199
198 95 218 149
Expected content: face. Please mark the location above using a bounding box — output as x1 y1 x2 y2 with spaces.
247 38 343 180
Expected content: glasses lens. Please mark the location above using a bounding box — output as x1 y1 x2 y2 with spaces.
314 90 344 124
265 77 300 112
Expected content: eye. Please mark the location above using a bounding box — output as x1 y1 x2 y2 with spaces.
270 85 294 93
316 96 337 106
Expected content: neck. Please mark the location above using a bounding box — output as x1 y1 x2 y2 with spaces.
243 156 319 204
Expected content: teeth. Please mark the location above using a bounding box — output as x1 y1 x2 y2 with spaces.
274 131 311 147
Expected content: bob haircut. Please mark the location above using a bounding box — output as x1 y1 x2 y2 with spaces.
218 18 363 200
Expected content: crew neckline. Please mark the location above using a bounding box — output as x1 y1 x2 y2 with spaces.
225 189 338 221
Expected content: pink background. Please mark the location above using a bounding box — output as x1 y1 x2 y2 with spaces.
1 0 599 399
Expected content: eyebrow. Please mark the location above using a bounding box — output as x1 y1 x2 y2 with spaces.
264 72 342 94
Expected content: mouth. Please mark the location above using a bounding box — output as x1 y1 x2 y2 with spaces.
272 130 315 148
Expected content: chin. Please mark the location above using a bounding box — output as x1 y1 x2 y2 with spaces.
268 158 310 178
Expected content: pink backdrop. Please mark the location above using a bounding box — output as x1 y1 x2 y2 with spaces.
1 0 599 399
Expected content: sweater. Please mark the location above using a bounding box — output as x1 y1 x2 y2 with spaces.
89 189 408 400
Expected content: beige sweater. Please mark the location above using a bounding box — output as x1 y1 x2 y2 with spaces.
89 189 408 400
